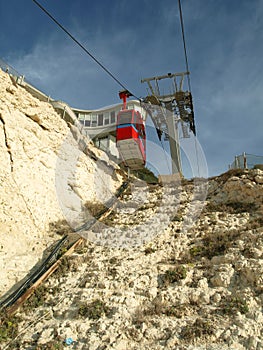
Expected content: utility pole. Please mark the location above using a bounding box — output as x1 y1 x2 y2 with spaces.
165 102 182 174
141 72 195 175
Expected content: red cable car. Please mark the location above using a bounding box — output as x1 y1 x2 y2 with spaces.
116 90 146 169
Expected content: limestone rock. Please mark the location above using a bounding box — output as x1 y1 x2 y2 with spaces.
0 68 123 294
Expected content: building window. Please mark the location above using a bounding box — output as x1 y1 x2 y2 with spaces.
98 114 103 126
83 115 90 127
91 115 97 127
78 113 85 122
110 111 115 124
104 113 109 125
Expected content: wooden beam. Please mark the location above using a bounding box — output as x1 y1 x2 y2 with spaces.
6 238 85 316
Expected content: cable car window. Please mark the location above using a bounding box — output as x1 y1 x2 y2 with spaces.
133 112 138 125
84 119 90 127
118 111 132 125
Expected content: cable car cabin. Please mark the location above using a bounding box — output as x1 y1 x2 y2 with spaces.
116 109 146 170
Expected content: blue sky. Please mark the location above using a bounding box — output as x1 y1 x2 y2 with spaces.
1 0 262 176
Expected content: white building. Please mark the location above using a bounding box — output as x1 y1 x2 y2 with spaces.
72 100 147 158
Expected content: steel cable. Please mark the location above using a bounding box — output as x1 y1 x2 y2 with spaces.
32 0 140 100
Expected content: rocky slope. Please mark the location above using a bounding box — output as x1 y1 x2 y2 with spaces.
1 168 262 350
0 68 123 295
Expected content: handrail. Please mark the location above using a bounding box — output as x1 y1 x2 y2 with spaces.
229 153 263 170
0 57 87 137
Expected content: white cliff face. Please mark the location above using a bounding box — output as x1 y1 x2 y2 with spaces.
0 68 263 350
0 69 123 294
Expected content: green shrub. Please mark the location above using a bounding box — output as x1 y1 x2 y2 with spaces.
78 299 110 319
161 266 187 286
221 296 249 315
163 304 191 318
0 315 20 343
171 214 183 222
131 167 158 184
36 341 64 350
205 201 258 214
201 229 241 259
189 245 204 258
53 256 71 277
144 246 156 255
22 285 48 313
181 318 214 341
187 229 241 261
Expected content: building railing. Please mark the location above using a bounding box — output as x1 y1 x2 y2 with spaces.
0 58 25 84
0 57 87 136
229 152 263 170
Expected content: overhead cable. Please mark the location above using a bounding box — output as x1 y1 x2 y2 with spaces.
178 0 192 92
32 0 139 99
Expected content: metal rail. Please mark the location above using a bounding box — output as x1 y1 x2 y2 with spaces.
0 235 68 310
0 181 129 315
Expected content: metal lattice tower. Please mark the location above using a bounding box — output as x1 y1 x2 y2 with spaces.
141 72 196 174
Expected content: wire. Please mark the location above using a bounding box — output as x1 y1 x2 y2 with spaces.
178 0 191 92
178 0 201 177
32 0 140 100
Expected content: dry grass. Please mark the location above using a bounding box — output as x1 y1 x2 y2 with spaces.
132 298 193 328
181 318 214 342
205 201 258 214
77 299 110 320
